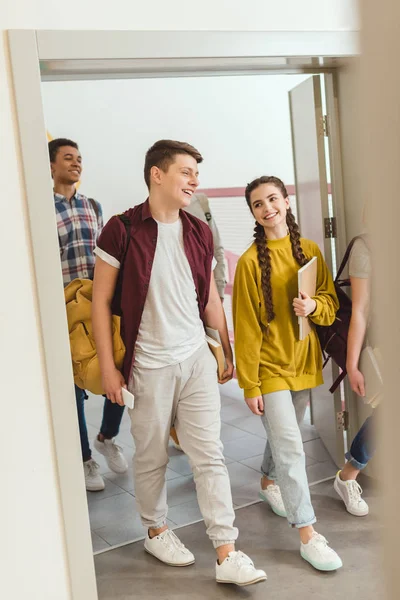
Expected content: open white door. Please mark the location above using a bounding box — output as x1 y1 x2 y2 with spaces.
289 75 345 466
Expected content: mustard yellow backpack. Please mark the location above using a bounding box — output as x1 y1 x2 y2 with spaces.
64 214 130 395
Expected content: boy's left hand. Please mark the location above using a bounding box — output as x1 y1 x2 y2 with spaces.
293 292 317 317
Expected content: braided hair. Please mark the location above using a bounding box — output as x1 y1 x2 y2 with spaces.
245 176 307 323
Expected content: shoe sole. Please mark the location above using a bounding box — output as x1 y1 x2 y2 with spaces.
144 546 195 567
333 479 369 517
216 575 267 586
300 550 343 572
258 492 287 518
86 484 105 492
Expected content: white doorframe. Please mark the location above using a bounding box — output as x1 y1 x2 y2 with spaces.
7 29 359 600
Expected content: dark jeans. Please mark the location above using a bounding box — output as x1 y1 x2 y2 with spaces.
345 415 375 470
75 384 125 462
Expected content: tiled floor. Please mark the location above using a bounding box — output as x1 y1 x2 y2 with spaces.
85 380 338 553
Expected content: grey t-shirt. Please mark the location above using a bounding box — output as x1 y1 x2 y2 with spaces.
349 236 375 344
349 237 371 279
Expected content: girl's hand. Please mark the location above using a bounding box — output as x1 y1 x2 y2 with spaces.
347 367 366 397
245 395 264 415
293 292 317 317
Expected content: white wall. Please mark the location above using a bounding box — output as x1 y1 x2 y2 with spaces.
41 74 309 223
0 2 359 599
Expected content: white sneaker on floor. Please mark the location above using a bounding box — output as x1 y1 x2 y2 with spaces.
84 459 105 492
144 530 195 566
259 484 287 517
93 437 128 474
300 532 343 571
334 471 369 516
216 551 267 586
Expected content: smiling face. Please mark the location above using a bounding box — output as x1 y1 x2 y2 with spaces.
249 182 290 236
150 153 199 209
50 145 82 186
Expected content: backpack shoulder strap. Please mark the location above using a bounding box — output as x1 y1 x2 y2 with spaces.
88 197 99 221
117 214 131 270
196 194 212 223
336 235 366 281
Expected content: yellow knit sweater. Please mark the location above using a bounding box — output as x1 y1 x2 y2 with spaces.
232 235 338 398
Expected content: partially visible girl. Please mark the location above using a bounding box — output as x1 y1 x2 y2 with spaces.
233 176 342 571
333 234 375 516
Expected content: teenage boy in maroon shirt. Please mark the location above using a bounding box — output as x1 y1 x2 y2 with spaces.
92 140 267 586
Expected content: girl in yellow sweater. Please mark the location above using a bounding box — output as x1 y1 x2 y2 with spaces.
233 176 342 572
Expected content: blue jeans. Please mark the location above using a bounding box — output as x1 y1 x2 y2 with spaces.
261 389 316 528
345 416 375 470
75 385 125 462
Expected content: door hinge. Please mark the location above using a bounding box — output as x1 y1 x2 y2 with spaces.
336 410 349 431
324 217 337 239
322 114 329 137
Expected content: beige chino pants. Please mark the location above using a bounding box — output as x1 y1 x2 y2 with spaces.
128 343 238 548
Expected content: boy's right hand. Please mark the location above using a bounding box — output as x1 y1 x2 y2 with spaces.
102 367 126 406
245 395 264 415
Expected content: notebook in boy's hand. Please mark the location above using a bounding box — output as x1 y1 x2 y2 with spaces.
205 327 226 378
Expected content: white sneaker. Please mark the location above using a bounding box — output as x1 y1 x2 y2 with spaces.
259 483 287 517
144 530 195 566
216 551 267 586
334 471 369 516
84 459 105 492
93 437 128 474
300 532 343 571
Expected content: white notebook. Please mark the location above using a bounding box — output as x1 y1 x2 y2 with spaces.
297 256 317 341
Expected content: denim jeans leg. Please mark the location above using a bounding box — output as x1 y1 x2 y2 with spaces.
261 389 309 482
99 396 125 439
261 441 276 480
75 384 91 462
261 389 316 528
345 416 375 470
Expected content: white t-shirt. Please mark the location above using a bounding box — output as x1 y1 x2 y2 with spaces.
95 217 212 368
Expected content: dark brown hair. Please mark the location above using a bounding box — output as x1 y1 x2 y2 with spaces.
144 139 203 189
245 176 307 323
48 138 79 163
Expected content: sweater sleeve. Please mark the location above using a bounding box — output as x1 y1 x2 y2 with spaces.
232 255 263 398
309 245 339 326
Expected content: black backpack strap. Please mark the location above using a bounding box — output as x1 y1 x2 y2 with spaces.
335 235 366 282
118 214 131 271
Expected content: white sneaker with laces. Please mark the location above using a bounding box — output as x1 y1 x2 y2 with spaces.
259 483 287 517
216 551 267 586
144 529 195 566
300 532 343 571
334 471 369 516
84 459 105 492
93 437 128 474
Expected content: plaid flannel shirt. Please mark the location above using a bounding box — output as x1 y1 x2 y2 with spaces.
55 191 103 286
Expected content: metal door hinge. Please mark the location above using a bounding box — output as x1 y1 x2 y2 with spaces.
324 217 337 239
336 410 349 431
322 114 329 137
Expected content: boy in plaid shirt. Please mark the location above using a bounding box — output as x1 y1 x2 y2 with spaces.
50 138 128 491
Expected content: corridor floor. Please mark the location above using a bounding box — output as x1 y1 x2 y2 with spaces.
94 476 381 600
87 380 338 552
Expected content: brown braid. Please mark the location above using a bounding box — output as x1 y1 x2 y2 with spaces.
245 176 307 323
254 222 275 321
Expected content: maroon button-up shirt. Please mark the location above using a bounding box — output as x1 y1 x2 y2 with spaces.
96 199 214 382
